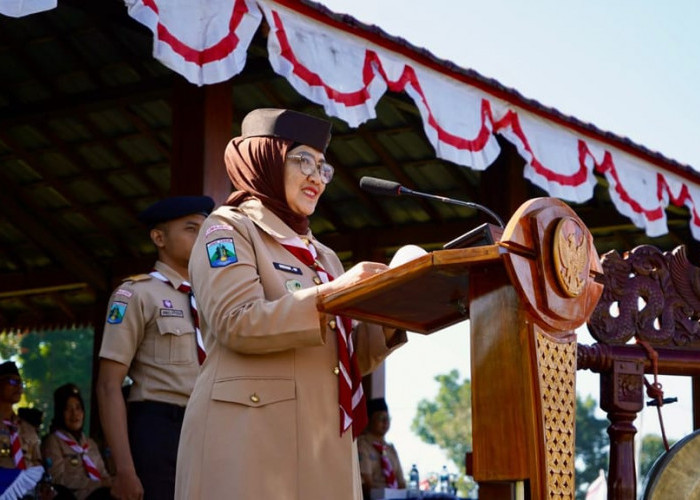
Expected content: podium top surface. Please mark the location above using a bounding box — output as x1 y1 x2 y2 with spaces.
317 244 504 334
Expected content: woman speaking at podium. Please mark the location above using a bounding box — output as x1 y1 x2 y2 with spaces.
175 108 407 500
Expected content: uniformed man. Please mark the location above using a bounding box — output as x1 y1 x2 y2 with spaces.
0 361 42 470
96 195 214 500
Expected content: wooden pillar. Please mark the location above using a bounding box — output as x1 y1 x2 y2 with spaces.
600 359 644 500
171 78 234 205
694 376 700 431
89 290 110 439
479 136 529 223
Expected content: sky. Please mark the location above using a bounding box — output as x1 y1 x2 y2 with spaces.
317 0 698 479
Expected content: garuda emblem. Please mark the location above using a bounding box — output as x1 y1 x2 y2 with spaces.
553 217 589 297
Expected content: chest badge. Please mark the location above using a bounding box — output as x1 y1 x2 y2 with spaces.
285 279 303 293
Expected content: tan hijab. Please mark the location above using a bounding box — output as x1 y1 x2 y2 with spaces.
224 136 310 235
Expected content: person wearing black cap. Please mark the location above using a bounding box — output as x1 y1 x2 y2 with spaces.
358 398 406 497
96 195 214 500
0 361 43 471
42 383 112 499
174 109 407 500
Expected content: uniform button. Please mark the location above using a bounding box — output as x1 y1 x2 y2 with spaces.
333 366 340 375
250 393 260 403
313 277 322 285
328 319 337 330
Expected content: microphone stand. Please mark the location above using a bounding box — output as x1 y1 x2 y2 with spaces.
398 186 505 228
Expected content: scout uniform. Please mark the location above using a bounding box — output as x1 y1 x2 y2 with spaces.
0 415 42 469
175 109 408 500
0 361 42 470
42 383 111 500
43 434 109 500
99 195 213 499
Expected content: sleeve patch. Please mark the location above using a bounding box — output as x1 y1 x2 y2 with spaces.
207 237 238 268
106 302 128 324
205 224 234 237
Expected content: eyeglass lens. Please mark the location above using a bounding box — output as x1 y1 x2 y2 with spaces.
293 153 334 184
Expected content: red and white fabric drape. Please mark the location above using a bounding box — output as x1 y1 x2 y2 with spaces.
3 0 698 241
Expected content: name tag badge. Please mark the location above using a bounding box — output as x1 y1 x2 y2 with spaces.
274 262 302 275
160 309 185 318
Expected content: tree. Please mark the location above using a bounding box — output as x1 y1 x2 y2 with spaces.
575 394 609 500
0 327 96 435
639 433 674 483
412 371 611 500
412 369 472 468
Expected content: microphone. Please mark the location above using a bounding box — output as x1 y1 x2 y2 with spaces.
359 176 505 227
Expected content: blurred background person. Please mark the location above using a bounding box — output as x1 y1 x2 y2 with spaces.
358 398 406 498
42 383 111 500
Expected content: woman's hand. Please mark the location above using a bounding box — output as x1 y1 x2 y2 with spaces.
317 261 388 295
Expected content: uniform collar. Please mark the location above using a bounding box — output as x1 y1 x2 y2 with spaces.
231 199 335 263
238 199 309 241
154 260 187 288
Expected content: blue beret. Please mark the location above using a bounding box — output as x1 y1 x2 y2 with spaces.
241 108 332 153
138 195 215 228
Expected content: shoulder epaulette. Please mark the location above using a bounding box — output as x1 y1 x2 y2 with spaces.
122 273 152 283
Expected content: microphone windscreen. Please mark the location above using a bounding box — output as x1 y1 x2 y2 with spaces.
359 176 402 196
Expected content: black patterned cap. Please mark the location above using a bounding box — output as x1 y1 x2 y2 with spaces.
0 361 19 379
367 397 388 417
138 195 215 228
241 108 332 153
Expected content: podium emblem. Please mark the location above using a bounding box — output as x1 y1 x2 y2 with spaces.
553 217 589 297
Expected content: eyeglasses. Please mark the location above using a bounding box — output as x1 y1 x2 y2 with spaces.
3 377 22 387
286 152 334 184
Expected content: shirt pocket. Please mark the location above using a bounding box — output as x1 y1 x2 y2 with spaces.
154 317 196 365
211 378 296 408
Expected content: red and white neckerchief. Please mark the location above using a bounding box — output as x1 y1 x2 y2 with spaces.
372 441 398 488
279 236 368 439
150 271 206 365
54 431 101 481
2 419 26 469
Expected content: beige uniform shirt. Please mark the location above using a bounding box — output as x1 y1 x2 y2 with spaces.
99 260 200 406
0 414 42 469
176 200 407 500
42 432 111 500
358 434 407 489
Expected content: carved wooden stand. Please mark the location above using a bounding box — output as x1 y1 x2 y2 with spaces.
579 245 700 499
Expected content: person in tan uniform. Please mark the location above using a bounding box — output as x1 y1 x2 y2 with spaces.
0 361 43 470
358 398 406 497
42 383 111 500
96 195 214 500
175 108 408 500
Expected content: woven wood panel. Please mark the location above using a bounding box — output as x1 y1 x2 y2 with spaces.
536 330 577 498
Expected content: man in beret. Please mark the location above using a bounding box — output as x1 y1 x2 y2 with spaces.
96 195 214 500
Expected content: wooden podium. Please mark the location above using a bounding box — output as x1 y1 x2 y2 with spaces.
318 198 603 499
